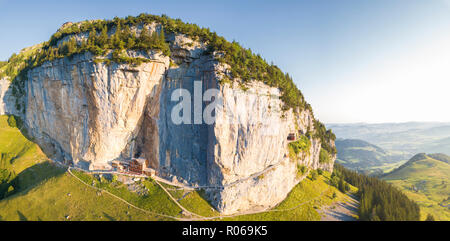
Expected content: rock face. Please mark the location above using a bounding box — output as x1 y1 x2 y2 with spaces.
25 51 169 169
1 25 336 214
0 78 19 116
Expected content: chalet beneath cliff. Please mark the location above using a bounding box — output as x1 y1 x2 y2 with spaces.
287 133 297 141
129 158 156 176
111 160 129 172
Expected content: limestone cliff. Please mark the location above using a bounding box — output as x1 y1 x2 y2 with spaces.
0 78 19 116
0 18 336 214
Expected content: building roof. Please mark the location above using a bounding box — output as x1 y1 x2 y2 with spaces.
111 160 129 166
132 158 146 165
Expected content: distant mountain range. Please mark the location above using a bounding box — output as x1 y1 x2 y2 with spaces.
335 139 408 175
382 153 450 220
328 122 450 156
329 122 450 220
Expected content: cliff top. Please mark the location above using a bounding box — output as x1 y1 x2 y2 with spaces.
0 13 336 154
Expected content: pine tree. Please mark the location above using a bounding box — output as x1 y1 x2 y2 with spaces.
97 26 109 48
88 27 96 46
126 37 135 49
138 27 150 48
425 214 435 221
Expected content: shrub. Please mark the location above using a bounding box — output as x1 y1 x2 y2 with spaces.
7 115 17 128
319 148 331 164
288 135 311 155
296 164 307 178
7 115 22 129
317 169 323 175
4 185 15 197
310 170 318 181
314 120 337 155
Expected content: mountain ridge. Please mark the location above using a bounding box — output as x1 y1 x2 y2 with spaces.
335 138 407 175
328 122 450 156
382 153 450 220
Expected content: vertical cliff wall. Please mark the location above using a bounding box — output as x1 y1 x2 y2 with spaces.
25 51 169 169
0 78 19 116
0 22 336 214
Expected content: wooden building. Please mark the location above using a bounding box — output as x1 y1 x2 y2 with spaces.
112 158 157 176
287 133 296 141
129 158 147 174
111 160 129 172
143 168 156 177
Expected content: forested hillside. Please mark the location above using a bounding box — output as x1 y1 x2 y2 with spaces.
334 164 421 221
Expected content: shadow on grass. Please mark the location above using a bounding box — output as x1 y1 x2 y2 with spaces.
1 161 66 201
197 189 219 213
17 211 28 221
102 212 116 221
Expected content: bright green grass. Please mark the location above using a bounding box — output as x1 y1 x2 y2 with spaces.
178 190 220 217
163 171 357 220
382 156 450 221
0 114 356 221
0 114 175 220
221 172 355 221
0 115 49 197
0 164 186 220
0 116 47 173
0 169 166 221
71 170 182 218
160 182 185 200
368 160 408 174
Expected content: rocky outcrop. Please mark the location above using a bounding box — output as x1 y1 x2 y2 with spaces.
25 51 169 168
1 24 336 214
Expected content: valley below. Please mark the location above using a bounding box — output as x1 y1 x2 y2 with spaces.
329 123 450 220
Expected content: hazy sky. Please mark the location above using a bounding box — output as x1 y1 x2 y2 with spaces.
0 0 449 123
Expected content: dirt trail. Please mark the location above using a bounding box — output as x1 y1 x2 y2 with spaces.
66 164 334 221
319 194 359 221
67 166 326 220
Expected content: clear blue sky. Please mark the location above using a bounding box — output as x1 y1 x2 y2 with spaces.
1 0 449 123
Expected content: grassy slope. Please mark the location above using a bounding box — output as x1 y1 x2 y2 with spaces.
0 115 50 197
0 171 166 221
164 171 358 221
0 115 172 220
0 115 355 221
0 116 47 173
70 170 182 217
222 172 357 221
1 165 356 221
382 155 450 220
